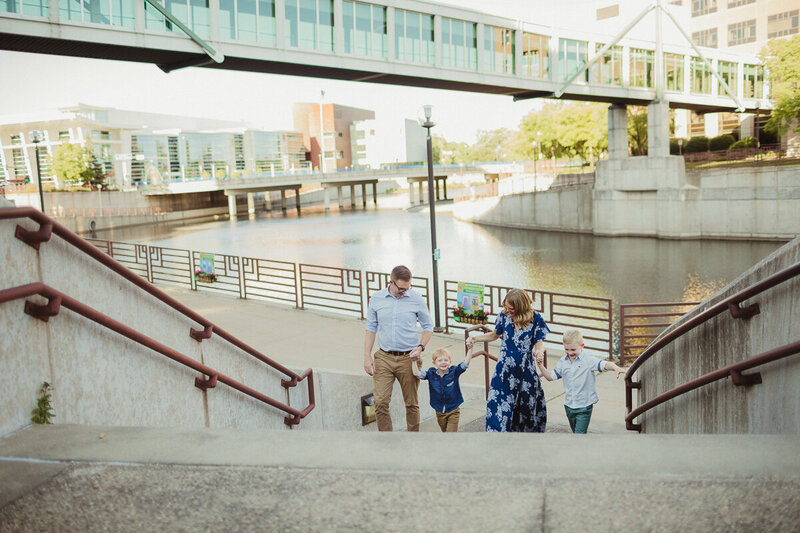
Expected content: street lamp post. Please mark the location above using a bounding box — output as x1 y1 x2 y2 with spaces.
418 105 443 332
30 130 45 213
531 140 538 191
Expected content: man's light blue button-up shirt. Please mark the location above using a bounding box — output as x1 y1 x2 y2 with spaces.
550 351 608 409
366 286 433 352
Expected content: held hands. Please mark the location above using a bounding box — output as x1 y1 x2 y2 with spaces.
614 367 626 379
465 336 476 350
409 345 423 361
535 352 545 365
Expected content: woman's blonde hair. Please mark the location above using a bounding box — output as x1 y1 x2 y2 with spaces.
503 289 533 329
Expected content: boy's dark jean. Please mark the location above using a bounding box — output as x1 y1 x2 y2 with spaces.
565 405 593 434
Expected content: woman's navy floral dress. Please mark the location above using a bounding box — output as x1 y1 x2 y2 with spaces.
486 311 549 432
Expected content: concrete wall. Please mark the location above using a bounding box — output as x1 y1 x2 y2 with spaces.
637 237 800 434
457 162 799 241
452 185 593 234
1 214 480 436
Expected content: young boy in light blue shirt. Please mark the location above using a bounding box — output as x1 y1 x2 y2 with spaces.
535 328 625 434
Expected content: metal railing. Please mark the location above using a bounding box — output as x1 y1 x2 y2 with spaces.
0 282 315 426
1 206 315 425
682 144 797 166
625 260 800 432
619 302 699 365
445 281 613 358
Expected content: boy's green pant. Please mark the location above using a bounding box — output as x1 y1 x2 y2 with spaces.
565 405 593 434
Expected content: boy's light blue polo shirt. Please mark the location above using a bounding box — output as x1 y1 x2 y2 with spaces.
366 286 433 352
550 351 608 409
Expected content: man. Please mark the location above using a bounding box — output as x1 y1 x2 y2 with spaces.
364 265 433 431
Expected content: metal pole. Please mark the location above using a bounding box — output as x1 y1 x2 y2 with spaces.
425 127 442 332
34 142 45 213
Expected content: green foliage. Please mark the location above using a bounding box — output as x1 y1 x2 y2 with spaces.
519 101 608 163
31 382 54 424
627 107 648 156
730 136 758 149
685 136 709 153
669 138 681 155
762 35 800 135
432 135 470 164
52 143 104 187
709 134 736 151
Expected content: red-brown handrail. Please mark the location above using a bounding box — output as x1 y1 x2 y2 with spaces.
1 206 315 423
0 282 315 426
625 260 800 432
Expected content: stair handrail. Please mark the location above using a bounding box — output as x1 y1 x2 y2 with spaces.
625 260 800 431
1 206 309 386
0 282 315 426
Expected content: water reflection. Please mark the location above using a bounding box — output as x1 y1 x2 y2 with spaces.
96 207 782 307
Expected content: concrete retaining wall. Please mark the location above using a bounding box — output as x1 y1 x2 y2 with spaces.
456 162 799 241
1 214 480 436
637 237 800 434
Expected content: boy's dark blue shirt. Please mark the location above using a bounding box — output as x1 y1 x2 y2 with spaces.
419 361 468 413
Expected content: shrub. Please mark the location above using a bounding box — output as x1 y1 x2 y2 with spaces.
685 136 709 153
730 136 757 149
669 139 681 155
709 134 736 151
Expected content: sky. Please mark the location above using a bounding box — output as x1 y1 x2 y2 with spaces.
0 49 542 145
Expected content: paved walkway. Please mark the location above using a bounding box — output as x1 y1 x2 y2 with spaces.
158 286 630 434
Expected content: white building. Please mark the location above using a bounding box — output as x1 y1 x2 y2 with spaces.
350 118 427 169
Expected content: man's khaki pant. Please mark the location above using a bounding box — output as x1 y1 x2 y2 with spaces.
436 407 461 432
373 349 419 432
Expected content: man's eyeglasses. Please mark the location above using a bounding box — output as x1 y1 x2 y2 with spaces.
391 280 411 293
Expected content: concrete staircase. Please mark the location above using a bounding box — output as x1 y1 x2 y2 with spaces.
1 425 798 532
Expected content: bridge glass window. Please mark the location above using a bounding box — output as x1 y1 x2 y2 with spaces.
743 64 763 98
593 43 622 86
728 19 756 46
285 0 333 51
441 17 477 70
342 1 386 58
522 32 549 80
717 60 737 97
484 26 514 75
629 48 653 88
690 57 712 94
664 53 684 91
394 9 434 65
145 0 208 37
21 0 48 17
559 38 588 82
58 0 133 27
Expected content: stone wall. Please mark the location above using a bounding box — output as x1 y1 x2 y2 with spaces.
636 237 800 434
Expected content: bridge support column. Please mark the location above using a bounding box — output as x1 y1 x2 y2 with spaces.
435 179 441 200
372 182 377 206
227 194 237 218
295 187 301 213
648 100 670 158
323 186 331 213
264 191 272 211
442 178 447 200
361 183 367 208
337 186 344 209
418 181 424 204
247 193 255 215
608 104 629 159
350 185 356 208
280 190 287 212
408 182 415 204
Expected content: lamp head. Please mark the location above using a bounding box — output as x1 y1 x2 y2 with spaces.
418 105 435 128
30 130 42 143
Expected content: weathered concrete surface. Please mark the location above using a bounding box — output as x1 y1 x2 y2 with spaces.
0 425 798 532
636 236 800 434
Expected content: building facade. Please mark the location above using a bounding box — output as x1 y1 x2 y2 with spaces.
0 104 307 188
293 102 375 171
350 118 427 168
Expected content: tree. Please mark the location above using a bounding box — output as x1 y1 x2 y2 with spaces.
628 106 648 156
519 101 607 163
52 143 101 187
762 35 800 135
432 135 469 164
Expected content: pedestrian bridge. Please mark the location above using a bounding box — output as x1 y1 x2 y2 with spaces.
1 0 768 114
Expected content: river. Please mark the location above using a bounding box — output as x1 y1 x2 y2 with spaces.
95 200 783 307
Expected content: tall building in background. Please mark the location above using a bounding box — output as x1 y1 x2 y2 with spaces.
292 103 374 171
0 104 307 188
351 118 427 168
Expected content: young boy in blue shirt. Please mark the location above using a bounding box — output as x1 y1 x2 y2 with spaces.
535 328 625 434
412 347 475 432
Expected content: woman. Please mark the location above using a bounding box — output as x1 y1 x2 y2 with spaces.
466 289 549 432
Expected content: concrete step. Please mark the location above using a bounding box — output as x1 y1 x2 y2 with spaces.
1 425 798 532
